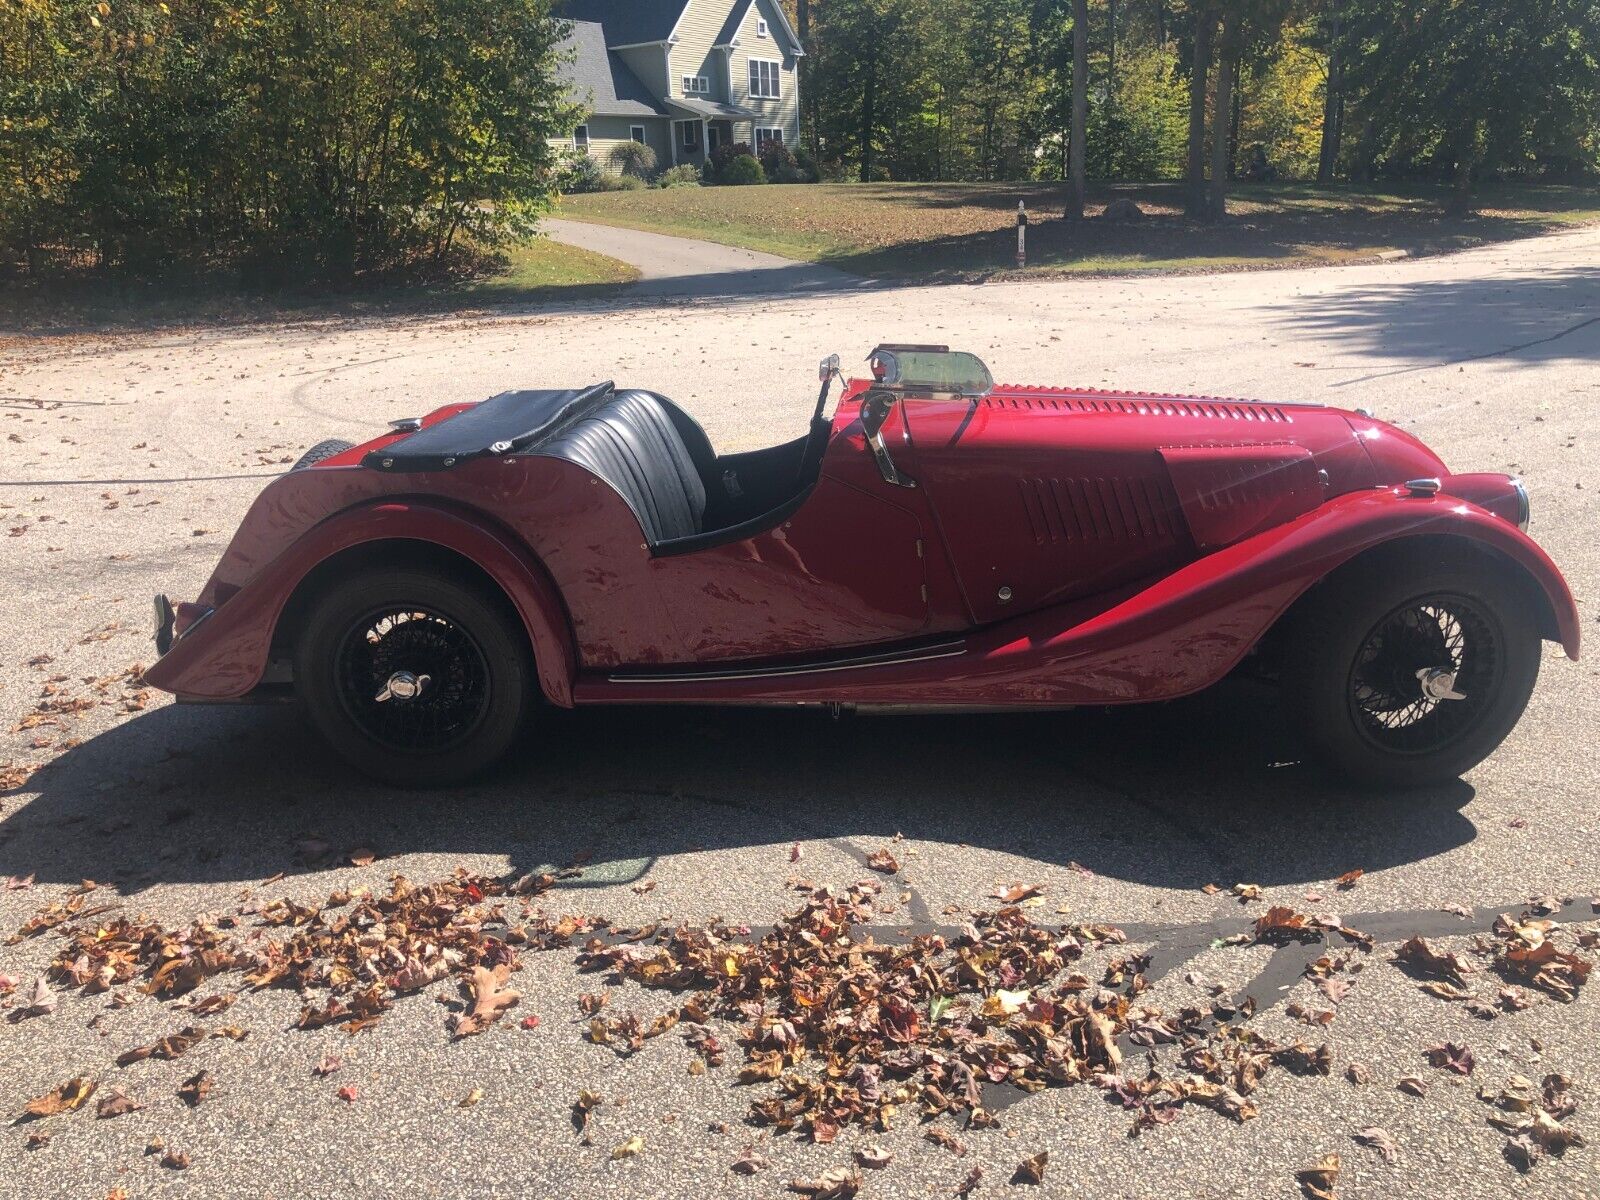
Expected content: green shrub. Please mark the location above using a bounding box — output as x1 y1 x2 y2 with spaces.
719 154 766 185
657 164 703 188
758 138 798 178
597 172 647 191
557 150 606 194
607 139 658 179
0 0 580 282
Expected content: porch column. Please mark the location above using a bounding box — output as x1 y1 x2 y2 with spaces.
700 118 708 163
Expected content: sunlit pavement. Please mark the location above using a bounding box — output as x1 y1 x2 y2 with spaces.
2 226 1598 1198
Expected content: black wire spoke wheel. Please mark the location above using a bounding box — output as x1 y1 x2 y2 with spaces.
1346 593 1502 756
334 606 492 753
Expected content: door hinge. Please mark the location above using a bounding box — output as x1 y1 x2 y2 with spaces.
920 583 929 602
915 538 924 558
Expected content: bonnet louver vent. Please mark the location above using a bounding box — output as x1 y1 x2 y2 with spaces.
984 389 1290 423
1018 475 1179 543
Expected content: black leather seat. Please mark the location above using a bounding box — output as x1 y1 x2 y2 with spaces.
539 389 708 546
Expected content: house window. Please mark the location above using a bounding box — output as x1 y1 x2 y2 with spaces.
630 125 647 144
748 59 781 99
755 127 784 151
573 125 589 150
677 120 701 152
681 75 709 95
757 18 768 36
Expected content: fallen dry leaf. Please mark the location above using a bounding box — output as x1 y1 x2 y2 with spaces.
95 1088 142 1119
1395 936 1473 986
1295 1152 1340 1200
731 1145 770 1174
1334 869 1364 890
788 1167 861 1198
611 1134 645 1159
955 1165 984 1196
453 963 520 1036
990 882 1043 903
866 847 899 874
178 1070 213 1107
855 1145 893 1168
336 1084 359 1103
1011 1151 1048 1185
1397 1076 1428 1097
1424 1042 1475 1076
1353 1126 1398 1164
24 1076 97 1117
160 1148 190 1170
459 1087 484 1108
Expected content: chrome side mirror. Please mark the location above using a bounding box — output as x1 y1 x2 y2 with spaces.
859 390 916 489
818 353 841 382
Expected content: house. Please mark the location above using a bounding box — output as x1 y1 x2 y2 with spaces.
555 0 803 171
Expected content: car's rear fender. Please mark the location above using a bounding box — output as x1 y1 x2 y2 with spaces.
141 500 579 705
578 486 1577 708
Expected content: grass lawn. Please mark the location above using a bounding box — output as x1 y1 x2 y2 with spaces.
558 180 1600 280
0 236 638 332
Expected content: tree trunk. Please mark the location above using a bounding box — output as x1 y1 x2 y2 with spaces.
859 48 877 183
1185 6 1215 217
1316 2 1342 184
1206 6 1240 220
1227 56 1242 182
797 0 813 156
1067 0 1088 218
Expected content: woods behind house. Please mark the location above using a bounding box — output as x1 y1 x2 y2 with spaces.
3 0 1597 284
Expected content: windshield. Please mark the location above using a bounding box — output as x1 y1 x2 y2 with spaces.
869 346 994 397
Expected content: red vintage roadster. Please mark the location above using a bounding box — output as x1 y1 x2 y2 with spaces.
144 347 1578 788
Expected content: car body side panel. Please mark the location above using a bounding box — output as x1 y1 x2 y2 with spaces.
575 488 1580 708
142 500 580 705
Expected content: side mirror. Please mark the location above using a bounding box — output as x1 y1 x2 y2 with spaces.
818 353 841 382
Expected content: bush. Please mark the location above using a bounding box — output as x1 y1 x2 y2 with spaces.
719 154 766 185
607 140 658 179
657 164 703 188
597 172 647 191
758 138 798 178
0 0 582 282
709 141 753 179
556 150 606 194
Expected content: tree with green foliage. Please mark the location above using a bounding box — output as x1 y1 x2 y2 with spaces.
0 0 579 281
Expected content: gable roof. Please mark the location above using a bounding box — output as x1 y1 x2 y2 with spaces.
558 0 689 46
713 0 804 54
559 21 670 116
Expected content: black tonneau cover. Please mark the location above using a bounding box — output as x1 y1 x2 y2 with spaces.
363 382 614 473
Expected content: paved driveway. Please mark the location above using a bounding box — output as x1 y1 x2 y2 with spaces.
1 228 1598 1198
540 217 868 298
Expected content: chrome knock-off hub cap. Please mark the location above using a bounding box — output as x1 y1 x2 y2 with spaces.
1415 667 1467 703
374 670 431 703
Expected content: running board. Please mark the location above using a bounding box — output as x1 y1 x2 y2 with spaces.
600 639 967 686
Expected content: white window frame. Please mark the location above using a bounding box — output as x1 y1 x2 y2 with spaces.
755 127 784 151
677 119 701 152
748 58 781 100
757 18 769 37
572 125 590 150
681 75 709 95
630 124 647 143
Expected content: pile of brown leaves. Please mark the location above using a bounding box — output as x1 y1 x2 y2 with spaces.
577 882 1334 1139
1481 1072 1586 1171
43 870 600 1039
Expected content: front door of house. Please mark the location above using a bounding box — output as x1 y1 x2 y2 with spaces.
708 125 722 154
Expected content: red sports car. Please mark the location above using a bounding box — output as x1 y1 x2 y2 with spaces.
144 346 1578 788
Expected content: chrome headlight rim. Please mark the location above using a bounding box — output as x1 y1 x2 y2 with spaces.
1510 476 1530 532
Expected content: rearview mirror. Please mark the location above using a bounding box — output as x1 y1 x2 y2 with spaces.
818 353 841 382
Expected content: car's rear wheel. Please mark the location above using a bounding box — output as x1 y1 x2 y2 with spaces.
294 569 532 787
1283 547 1542 788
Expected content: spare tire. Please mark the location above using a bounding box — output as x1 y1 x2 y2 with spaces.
291 438 355 471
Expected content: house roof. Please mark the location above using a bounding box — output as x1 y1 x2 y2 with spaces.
666 96 758 120
713 0 804 55
558 0 689 46
559 21 670 116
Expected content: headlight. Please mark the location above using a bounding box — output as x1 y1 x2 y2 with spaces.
1510 477 1530 531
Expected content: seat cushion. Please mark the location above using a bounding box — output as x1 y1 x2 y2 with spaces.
539 389 707 546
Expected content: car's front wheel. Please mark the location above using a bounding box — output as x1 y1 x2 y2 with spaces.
294 569 532 787
1284 546 1542 788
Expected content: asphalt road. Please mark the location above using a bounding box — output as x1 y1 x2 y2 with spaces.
1 225 1598 1199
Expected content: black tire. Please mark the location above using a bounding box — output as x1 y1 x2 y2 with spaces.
294 569 533 787
291 439 355 471
1282 545 1542 788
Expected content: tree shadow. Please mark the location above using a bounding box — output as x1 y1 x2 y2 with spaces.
0 680 1476 900
1270 266 1600 368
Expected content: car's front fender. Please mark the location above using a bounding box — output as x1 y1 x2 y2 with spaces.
142 500 579 705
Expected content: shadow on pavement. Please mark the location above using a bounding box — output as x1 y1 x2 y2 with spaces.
1275 266 1600 369
2 681 1476 897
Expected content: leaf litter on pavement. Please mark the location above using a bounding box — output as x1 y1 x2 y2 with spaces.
3 863 1594 1187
